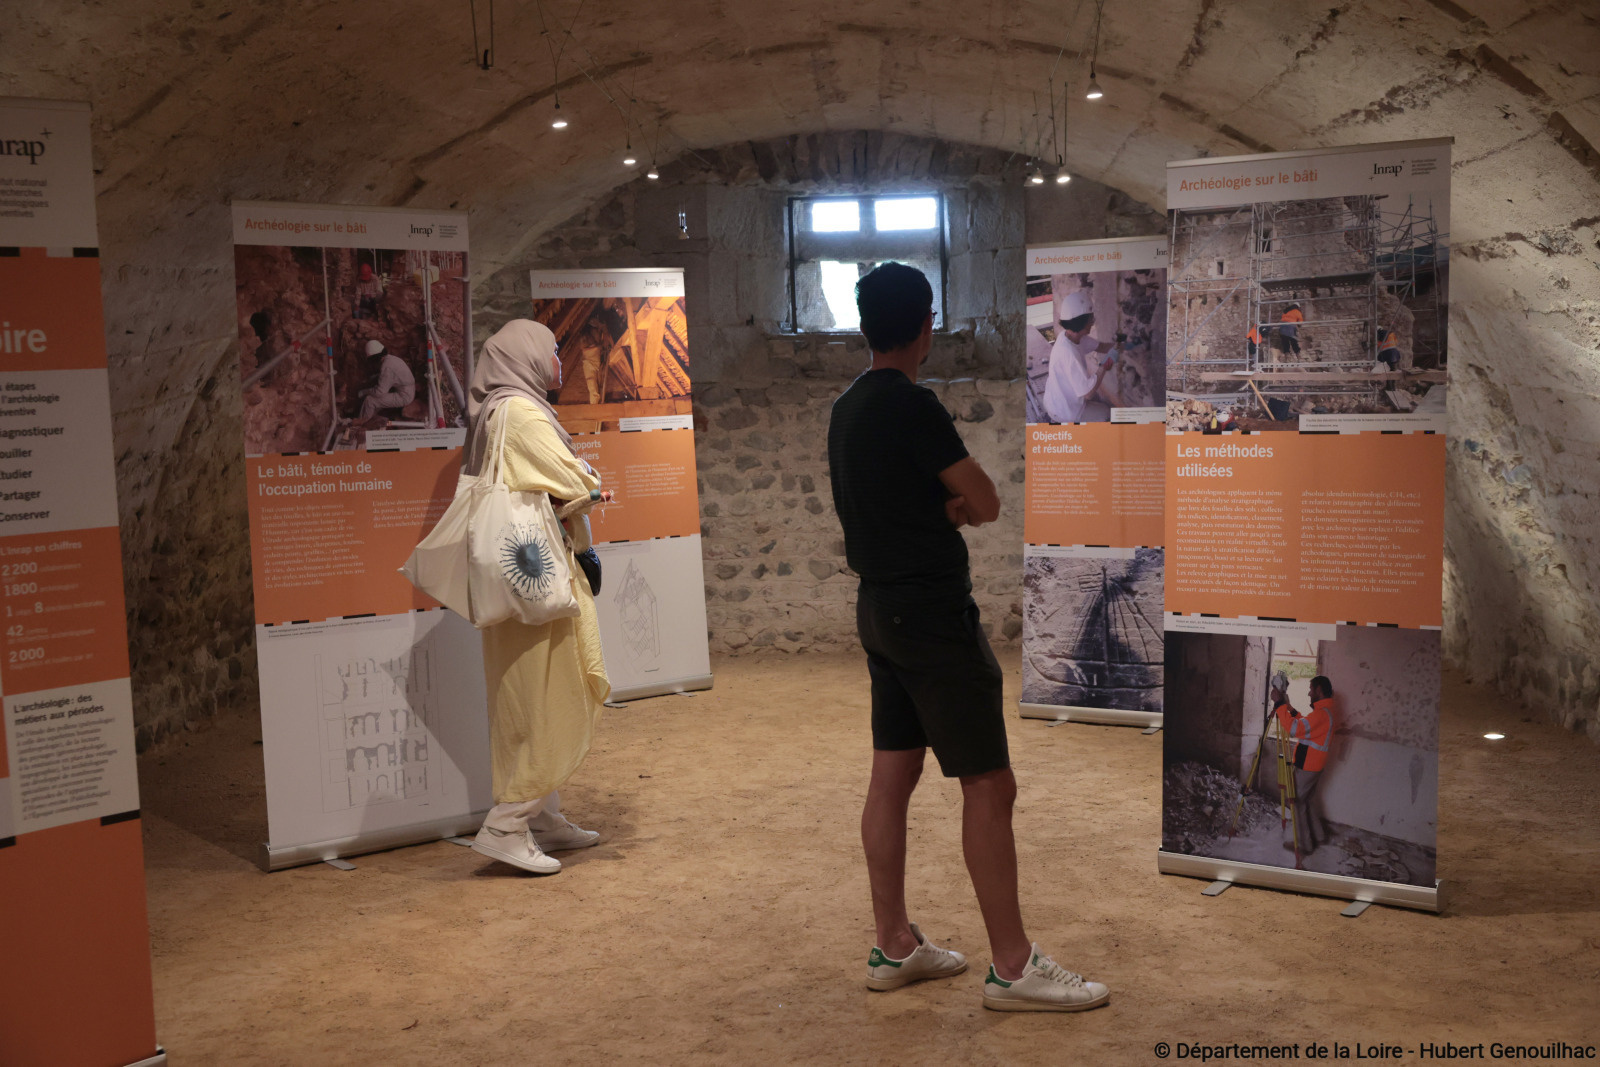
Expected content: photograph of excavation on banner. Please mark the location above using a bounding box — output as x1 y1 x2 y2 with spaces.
527 296 691 431
1161 625 1438 888
1022 549 1164 714
236 246 470 453
1025 268 1166 424
1166 194 1447 432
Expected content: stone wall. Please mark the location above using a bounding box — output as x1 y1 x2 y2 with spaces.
694 361 1026 655
474 132 1162 659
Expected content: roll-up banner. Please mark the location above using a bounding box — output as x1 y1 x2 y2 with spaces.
1020 236 1168 728
1157 139 1450 911
527 269 711 700
0 98 164 1067
232 201 492 871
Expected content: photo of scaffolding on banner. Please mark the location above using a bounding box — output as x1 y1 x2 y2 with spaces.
1166 165 1448 433
1158 139 1450 912
1020 236 1168 728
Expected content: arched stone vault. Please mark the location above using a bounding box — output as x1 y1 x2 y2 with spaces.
2 0 1596 741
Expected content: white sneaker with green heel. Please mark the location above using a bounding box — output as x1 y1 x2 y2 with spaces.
865 923 968 991
982 945 1110 1012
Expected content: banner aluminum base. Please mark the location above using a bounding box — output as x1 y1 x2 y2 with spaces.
1020 703 1162 729
609 673 714 704
258 811 491 872
1158 849 1441 912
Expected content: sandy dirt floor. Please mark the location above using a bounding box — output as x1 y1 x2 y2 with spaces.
138 650 1600 1065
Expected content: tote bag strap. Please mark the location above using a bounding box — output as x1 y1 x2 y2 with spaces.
484 401 515 487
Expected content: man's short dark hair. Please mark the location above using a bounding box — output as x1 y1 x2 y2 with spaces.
1060 313 1093 334
856 262 933 353
1311 675 1333 699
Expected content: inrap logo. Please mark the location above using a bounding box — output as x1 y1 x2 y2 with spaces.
410 223 434 236
1372 162 1404 177
1 136 47 165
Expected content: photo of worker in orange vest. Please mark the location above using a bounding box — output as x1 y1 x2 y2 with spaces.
1275 303 1304 356
1246 324 1261 360
1375 324 1402 371
1275 674 1335 857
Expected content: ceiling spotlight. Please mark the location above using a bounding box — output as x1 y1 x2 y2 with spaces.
1484 732 1505 740
1055 168 1072 185
1027 163 1045 185
646 166 660 180
623 151 637 166
1086 77 1104 100
551 94 568 129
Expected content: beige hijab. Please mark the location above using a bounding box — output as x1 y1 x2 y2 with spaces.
464 319 573 476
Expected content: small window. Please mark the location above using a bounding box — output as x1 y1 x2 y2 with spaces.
787 194 946 333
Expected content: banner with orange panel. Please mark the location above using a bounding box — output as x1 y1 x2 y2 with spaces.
0 97 164 1067
232 201 491 871
529 269 711 701
1158 138 1452 913
1020 236 1168 728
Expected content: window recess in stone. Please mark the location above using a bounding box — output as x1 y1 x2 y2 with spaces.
786 194 947 334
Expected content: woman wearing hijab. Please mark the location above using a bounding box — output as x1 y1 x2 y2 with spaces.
466 319 613 876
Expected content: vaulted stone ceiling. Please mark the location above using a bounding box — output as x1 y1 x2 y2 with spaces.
4 0 1598 738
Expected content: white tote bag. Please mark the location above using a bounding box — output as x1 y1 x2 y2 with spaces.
401 407 580 629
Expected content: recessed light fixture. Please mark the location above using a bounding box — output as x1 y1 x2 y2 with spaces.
1484 732 1505 740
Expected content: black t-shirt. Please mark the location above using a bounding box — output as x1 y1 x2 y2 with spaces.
828 368 972 607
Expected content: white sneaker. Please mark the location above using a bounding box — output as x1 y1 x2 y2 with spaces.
470 824 561 875
865 922 968 991
982 945 1110 1012
530 810 601 852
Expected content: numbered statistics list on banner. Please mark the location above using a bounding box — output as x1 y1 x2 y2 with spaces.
0 96 162 1067
1019 237 1168 723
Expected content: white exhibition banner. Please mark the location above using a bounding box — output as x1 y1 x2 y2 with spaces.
1019 235 1169 728
527 268 712 700
1157 138 1451 912
0 97 164 1067
231 200 491 870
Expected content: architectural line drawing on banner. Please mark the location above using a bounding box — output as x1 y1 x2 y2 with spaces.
613 559 662 672
318 647 438 812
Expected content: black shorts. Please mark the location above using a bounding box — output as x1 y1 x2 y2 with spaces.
855 590 1009 778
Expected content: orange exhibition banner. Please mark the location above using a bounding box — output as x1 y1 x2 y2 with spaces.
531 269 711 701
1158 139 1452 907
1019 237 1169 725
233 201 492 870
0 98 163 1067
1163 432 1445 628
1023 422 1164 549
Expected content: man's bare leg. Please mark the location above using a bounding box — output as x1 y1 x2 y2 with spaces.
960 767 1032 979
862 747 925 959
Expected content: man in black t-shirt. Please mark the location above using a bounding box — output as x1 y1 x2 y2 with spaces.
827 263 1110 1013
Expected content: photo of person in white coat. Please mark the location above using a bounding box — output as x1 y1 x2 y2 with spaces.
1041 289 1125 423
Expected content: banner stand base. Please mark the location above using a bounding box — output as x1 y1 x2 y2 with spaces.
259 811 491 872
127 1049 167 1067
1020 703 1162 729
608 674 714 705
1158 849 1441 913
